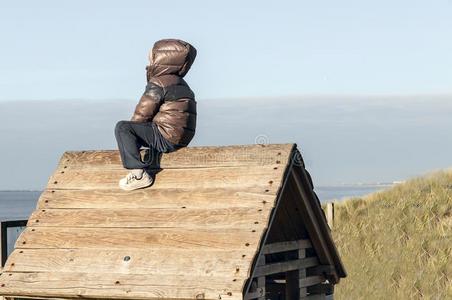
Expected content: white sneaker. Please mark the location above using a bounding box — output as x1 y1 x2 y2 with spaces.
119 171 154 191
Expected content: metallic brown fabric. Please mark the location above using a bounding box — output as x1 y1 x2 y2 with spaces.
131 39 197 147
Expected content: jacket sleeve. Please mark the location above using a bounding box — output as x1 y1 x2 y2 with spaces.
131 84 164 122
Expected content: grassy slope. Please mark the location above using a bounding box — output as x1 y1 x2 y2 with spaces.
330 171 451 299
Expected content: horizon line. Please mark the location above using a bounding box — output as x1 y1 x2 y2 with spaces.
1 92 452 103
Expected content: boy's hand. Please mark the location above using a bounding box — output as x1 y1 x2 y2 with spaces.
131 114 146 122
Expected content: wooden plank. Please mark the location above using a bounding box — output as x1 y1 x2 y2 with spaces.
296 166 346 280
0 272 242 300
14 227 261 251
3 248 254 278
47 165 285 190
28 207 273 229
37 187 277 210
289 168 340 283
253 257 318 277
262 239 312 254
59 144 294 169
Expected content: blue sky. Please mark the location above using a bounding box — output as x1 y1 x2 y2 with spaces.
0 1 451 190
1 0 451 101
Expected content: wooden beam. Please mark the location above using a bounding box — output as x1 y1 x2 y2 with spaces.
60 144 295 169
37 187 277 210
0 272 243 300
253 257 318 277
262 239 312 255
47 165 286 191
27 207 273 229
3 248 253 278
15 227 260 250
289 168 340 283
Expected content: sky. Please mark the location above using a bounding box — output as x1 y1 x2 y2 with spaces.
1 0 451 100
0 1 451 190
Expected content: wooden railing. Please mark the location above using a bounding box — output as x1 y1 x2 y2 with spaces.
0 220 28 270
1 220 28 300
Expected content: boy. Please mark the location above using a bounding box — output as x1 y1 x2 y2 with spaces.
115 39 197 191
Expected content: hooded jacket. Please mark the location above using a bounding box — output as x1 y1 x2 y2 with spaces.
131 39 197 147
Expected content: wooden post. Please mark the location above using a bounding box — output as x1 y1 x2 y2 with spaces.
256 255 266 300
299 249 307 299
325 202 334 229
286 248 307 299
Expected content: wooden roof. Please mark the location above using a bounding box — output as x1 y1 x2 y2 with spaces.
0 143 345 299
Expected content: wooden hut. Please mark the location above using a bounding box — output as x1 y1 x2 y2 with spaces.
0 143 346 299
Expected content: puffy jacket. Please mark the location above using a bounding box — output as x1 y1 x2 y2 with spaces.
131 39 197 147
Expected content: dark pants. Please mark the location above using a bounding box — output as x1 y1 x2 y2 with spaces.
114 120 176 171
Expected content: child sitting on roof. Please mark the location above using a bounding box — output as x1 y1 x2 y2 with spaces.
114 39 197 191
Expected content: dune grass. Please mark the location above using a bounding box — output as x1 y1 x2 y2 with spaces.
330 170 451 299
